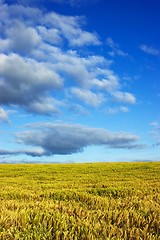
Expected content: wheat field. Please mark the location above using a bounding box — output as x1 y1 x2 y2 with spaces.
0 162 160 239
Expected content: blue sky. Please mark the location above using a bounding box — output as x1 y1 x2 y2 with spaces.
0 0 160 163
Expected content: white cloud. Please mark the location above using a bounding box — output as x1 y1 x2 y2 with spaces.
37 45 117 90
28 97 63 115
44 12 101 46
37 26 62 45
69 103 90 115
0 53 62 90
68 30 100 46
71 88 105 107
0 1 136 117
0 53 63 114
92 71 119 92
120 106 129 112
0 3 42 25
139 44 160 56
106 106 129 114
106 37 129 57
112 91 136 104
1 3 100 47
5 21 41 54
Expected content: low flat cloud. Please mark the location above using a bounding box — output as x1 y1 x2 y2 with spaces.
0 148 45 157
5 123 144 156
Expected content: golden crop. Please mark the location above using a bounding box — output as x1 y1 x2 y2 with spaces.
0 162 160 239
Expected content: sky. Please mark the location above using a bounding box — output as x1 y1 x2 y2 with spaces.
0 0 160 163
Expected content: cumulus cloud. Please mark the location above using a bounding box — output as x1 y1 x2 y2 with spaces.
92 75 119 92
106 37 129 57
5 21 41 54
70 88 105 107
0 1 136 118
0 3 42 27
68 103 90 115
0 3 100 49
139 44 160 56
27 97 64 115
106 106 129 114
44 12 101 46
37 26 62 45
0 53 63 114
4 123 143 156
112 91 136 104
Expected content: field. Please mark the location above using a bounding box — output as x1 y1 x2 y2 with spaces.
0 162 160 240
